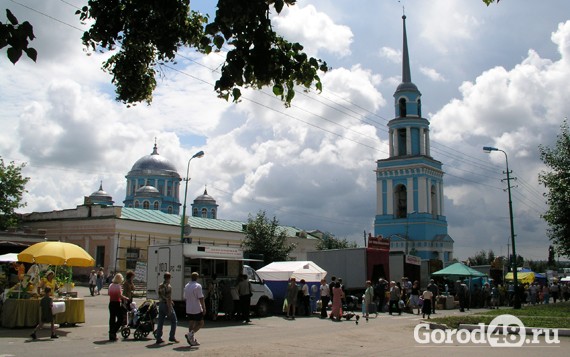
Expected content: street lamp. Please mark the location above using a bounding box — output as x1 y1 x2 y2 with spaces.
483 146 520 309
180 150 204 243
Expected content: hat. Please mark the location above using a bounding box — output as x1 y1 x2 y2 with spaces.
46 270 54 277
191 272 199 278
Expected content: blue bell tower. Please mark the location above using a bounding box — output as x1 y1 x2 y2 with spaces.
374 15 454 263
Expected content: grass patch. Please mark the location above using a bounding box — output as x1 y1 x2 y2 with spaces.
430 301 570 329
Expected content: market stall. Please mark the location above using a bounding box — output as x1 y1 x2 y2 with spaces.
1 297 85 328
0 242 94 328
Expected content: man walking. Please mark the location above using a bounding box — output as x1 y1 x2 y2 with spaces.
319 278 330 318
426 279 439 314
155 272 178 344
184 272 206 346
237 274 252 323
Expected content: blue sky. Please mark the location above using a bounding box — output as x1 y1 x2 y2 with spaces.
2 0 570 261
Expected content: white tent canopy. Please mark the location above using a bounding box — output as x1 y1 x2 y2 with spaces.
0 253 19 262
256 261 327 282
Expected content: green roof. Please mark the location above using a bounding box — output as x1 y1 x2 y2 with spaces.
120 207 316 238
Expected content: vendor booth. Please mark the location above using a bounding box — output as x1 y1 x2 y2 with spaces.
0 241 93 328
431 262 487 309
256 261 327 313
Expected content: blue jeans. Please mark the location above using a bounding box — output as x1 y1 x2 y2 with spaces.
156 302 177 340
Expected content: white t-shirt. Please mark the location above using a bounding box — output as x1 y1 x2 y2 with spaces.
184 281 204 314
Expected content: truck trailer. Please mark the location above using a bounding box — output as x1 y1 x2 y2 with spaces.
146 243 274 317
307 246 390 294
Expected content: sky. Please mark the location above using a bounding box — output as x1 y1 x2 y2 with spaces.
1 0 569 261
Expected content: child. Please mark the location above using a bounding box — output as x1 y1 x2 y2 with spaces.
30 287 58 339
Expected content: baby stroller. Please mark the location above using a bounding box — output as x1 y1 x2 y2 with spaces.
121 300 158 340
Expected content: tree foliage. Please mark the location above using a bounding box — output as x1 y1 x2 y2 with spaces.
0 157 30 230
0 9 37 64
77 0 328 106
315 232 357 250
467 249 496 266
241 210 296 264
539 120 570 257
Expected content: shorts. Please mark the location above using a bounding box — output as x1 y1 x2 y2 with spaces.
187 313 204 321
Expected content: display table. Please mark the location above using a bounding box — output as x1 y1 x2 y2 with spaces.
1 298 85 328
436 295 455 310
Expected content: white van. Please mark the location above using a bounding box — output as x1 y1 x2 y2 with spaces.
147 243 273 316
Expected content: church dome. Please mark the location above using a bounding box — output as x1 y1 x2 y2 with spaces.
194 188 216 203
90 184 111 198
128 144 180 178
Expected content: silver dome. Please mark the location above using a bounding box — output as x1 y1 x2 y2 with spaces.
128 144 180 178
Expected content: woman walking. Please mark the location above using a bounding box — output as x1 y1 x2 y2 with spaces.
331 282 345 321
108 273 127 341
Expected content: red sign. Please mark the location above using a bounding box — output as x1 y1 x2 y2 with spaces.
368 235 390 251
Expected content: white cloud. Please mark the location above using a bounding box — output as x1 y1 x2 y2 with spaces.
379 47 401 64
420 66 446 82
272 4 353 57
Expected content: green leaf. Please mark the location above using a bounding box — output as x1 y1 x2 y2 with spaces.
24 47 37 62
273 84 283 96
7 47 22 64
274 0 285 13
213 35 224 49
6 9 18 25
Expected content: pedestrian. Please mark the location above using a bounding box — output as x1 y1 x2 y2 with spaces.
426 279 439 314
319 278 330 318
30 287 58 339
388 281 401 316
96 267 104 295
155 272 179 344
550 281 559 303
123 270 135 304
409 280 421 315
363 280 374 321
207 274 220 320
542 284 550 304
331 281 344 321
88 270 97 296
237 273 252 323
184 272 206 347
421 288 433 319
375 278 387 313
329 276 337 305
300 279 310 316
310 283 318 314
456 279 468 312
490 283 499 309
285 277 298 319
107 273 127 341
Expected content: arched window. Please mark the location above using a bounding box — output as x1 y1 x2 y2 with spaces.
211 208 216 219
394 184 407 218
399 98 407 117
153 201 159 210
134 201 140 208
431 185 438 216
201 208 207 218
168 206 173 214
143 201 150 209
192 208 198 217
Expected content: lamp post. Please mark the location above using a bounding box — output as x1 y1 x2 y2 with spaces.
180 150 204 243
483 146 520 309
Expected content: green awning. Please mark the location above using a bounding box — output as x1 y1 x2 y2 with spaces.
431 262 486 277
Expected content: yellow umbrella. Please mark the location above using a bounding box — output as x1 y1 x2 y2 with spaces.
18 241 95 267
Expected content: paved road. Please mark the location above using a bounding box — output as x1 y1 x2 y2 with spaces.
0 286 568 356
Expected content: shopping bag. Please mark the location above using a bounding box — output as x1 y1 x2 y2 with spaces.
282 299 289 313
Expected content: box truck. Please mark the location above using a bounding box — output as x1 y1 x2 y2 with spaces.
147 243 273 317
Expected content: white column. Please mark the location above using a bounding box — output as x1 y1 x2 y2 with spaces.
417 177 427 212
376 177 383 215
406 127 412 155
427 179 432 215
438 181 444 215
407 177 414 213
393 130 399 157
386 179 394 215
426 129 431 156
388 129 394 157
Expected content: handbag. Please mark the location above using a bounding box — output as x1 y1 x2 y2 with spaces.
398 299 405 309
